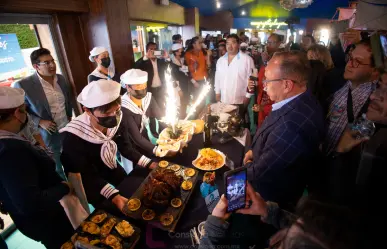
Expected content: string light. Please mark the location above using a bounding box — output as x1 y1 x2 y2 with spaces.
251 19 287 29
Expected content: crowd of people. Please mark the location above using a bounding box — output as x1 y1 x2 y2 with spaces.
0 29 386 249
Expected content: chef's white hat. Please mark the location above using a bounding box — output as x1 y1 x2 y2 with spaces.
251 37 259 42
171 43 183 51
77 79 121 108
240 42 249 47
89 47 108 62
0 87 25 109
120 69 148 85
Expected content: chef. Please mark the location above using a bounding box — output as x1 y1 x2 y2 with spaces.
0 86 73 248
120 69 164 156
60 80 157 211
88 46 126 94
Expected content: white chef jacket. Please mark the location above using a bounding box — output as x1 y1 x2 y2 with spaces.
215 52 255 104
38 74 68 130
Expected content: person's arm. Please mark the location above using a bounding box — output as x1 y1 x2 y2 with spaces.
13 81 42 129
61 134 120 202
262 202 297 229
199 215 229 249
116 118 153 168
245 122 307 201
214 60 221 102
121 110 156 155
185 52 198 86
0 146 69 214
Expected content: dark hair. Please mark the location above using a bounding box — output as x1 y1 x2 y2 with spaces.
185 39 191 48
30 48 51 65
0 107 17 123
303 34 316 44
356 39 376 67
187 36 200 51
287 197 363 249
272 51 311 85
146 42 157 52
223 32 229 39
226 34 240 44
172 34 182 42
218 44 226 49
269 33 282 43
218 39 226 45
89 97 121 114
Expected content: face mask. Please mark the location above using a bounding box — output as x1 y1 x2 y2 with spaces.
131 88 147 99
100 57 111 68
16 112 28 133
96 112 120 128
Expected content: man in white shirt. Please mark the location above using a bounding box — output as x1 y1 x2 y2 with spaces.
215 34 255 113
134 42 169 107
13 48 74 179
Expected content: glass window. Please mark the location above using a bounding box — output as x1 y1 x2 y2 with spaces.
0 23 63 87
0 14 65 237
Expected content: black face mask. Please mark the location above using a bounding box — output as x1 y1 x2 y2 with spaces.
100 57 111 68
131 88 147 99
17 113 28 133
96 113 120 128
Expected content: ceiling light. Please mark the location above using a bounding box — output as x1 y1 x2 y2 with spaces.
299 30 304 35
216 2 221 9
241 10 246 15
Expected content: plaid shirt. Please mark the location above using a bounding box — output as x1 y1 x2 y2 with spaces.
324 80 377 155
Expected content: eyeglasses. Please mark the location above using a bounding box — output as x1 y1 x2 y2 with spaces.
37 59 56 66
347 55 371 68
262 78 284 86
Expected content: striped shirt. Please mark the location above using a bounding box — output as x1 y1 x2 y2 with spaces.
324 80 377 155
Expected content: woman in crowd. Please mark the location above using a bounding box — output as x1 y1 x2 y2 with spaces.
88 46 126 95
307 44 346 108
0 87 74 248
185 36 211 115
171 43 190 118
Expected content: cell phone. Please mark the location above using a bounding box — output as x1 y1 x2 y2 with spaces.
224 167 247 212
371 34 387 72
153 50 162 56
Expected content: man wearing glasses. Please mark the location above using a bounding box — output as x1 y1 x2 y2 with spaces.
243 51 325 208
13 48 74 179
324 40 380 155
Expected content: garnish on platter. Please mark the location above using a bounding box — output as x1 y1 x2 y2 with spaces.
181 180 193 191
115 220 135 238
127 198 141 212
142 209 156 221
160 213 174 226
184 168 196 177
170 198 182 208
159 160 169 168
192 148 226 171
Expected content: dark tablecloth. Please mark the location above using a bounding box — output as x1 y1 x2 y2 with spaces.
98 133 247 248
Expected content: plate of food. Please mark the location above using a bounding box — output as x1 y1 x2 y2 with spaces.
61 210 140 249
122 163 199 232
192 148 226 171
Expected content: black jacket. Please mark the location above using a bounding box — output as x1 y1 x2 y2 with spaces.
61 118 151 205
121 97 163 155
134 57 169 88
170 61 190 94
0 139 73 248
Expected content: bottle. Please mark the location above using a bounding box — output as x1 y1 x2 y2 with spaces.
247 68 258 94
203 106 213 147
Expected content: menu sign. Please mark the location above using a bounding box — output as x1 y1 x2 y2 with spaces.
0 34 26 73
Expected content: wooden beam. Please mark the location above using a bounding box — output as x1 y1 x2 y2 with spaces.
0 0 89 13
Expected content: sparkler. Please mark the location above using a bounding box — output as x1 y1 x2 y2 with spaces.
184 78 211 121
161 65 178 133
